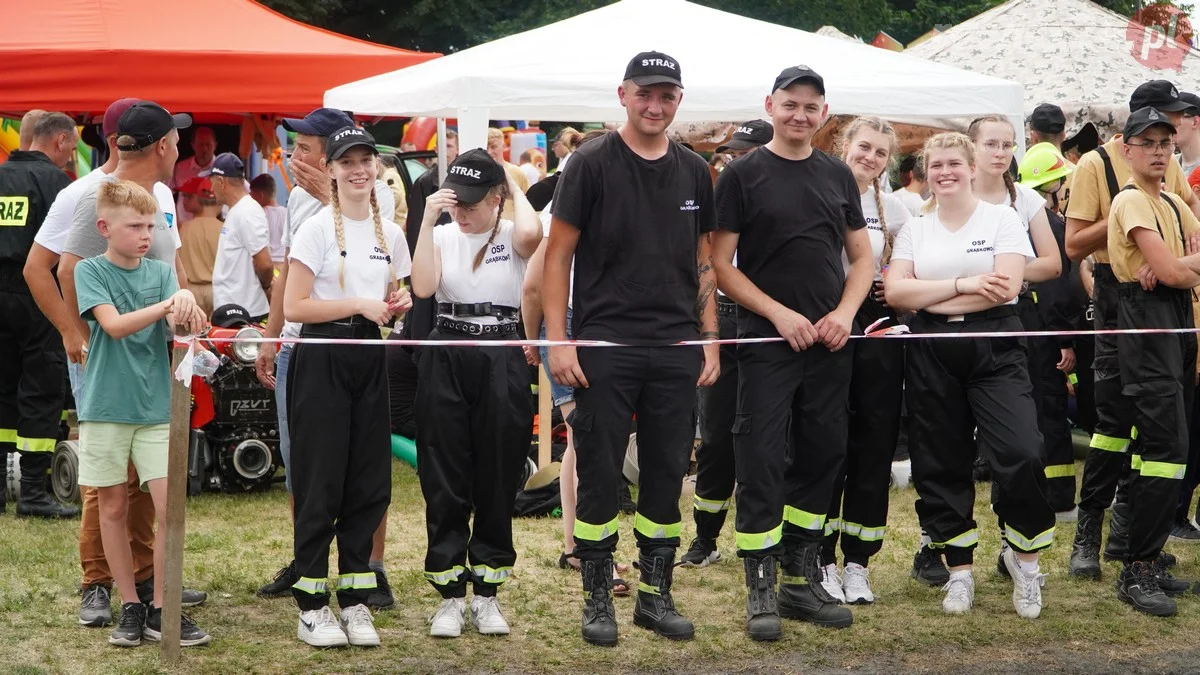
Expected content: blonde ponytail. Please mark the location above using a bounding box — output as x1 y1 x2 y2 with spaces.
368 189 396 292
331 179 346 289
1002 170 1018 209
874 176 893 266
471 184 509 272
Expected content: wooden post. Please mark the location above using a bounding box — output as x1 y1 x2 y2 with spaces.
160 344 190 661
537 368 552 468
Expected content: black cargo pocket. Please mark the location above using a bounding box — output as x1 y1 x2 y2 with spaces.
731 413 751 436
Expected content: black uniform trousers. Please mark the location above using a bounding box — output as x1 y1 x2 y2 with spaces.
1117 284 1196 563
822 297 902 567
1177 390 1200 524
692 301 738 540
733 337 851 556
571 346 701 559
288 337 391 611
1072 306 1097 436
416 329 533 598
1079 264 1135 514
0 288 66 463
907 309 1055 568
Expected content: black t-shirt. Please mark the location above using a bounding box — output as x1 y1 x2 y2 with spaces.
715 147 865 337
526 173 559 212
403 165 452 346
553 133 715 343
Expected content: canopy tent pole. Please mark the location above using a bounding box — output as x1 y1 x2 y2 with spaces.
437 118 448 184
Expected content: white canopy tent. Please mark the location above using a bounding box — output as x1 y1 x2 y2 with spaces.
326 0 1024 153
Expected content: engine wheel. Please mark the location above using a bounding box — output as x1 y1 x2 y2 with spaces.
52 440 81 504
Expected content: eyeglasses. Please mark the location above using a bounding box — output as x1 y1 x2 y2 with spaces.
982 141 1016 152
1127 140 1176 153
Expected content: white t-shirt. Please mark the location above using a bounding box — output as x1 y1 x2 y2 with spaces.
280 181 398 338
37 170 179 254
1008 183 1046 231
893 188 927 217
434 219 527 324
171 156 214 225
288 209 411 306
520 163 541 187
264 204 288 262
842 189 909 280
891 200 1034 306
213 195 271 316
540 202 573 308
1179 153 1200 181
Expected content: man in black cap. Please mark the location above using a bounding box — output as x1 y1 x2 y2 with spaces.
1105 105 1200 616
712 65 871 639
253 107 397 609
680 118 772 571
546 50 718 646
1064 81 1200 582
1175 92 1200 178
209 152 272 322
1029 103 1067 149
0 111 77 518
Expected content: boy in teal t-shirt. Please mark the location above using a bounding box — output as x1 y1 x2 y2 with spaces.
73 180 209 648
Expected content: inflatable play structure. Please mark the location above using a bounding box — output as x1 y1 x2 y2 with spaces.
391 434 417 467
0 117 93 174
399 117 547 164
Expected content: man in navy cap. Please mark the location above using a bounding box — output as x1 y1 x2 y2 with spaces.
253 108 397 610
209 152 272 321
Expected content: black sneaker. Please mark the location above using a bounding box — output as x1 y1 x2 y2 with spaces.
1117 560 1176 617
1169 520 1200 543
258 560 300 598
366 569 395 610
680 537 720 568
80 583 113 627
143 606 212 647
135 577 208 608
911 546 950 586
996 543 1011 580
109 602 145 647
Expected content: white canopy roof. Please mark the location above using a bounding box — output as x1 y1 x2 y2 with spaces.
905 0 1200 138
326 0 1022 130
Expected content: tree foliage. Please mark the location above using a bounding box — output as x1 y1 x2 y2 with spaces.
259 0 1190 53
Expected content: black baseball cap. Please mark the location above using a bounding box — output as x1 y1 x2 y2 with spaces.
624 51 683 88
1062 121 1100 155
716 120 773 152
211 304 251 328
115 101 191 151
773 65 825 95
1129 80 1195 113
325 126 379 162
282 108 355 137
441 148 505 204
208 153 245 179
1182 92 1200 115
1124 106 1177 140
1029 103 1066 135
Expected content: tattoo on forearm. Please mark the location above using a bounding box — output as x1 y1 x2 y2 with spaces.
695 279 716 317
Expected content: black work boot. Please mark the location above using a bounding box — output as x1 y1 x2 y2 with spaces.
744 554 782 642
777 544 852 628
1117 560 1177 617
1068 509 1103 580
1151 555 1192 597
580 558 618 647
1104 502 1130 562
16 452 79 519
632 548 694 640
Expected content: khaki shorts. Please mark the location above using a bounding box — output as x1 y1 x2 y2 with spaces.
78 422 169 490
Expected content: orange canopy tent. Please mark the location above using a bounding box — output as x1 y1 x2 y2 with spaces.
1 0 440 117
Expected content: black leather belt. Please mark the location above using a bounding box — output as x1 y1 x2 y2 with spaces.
917 305 1016 324
300 317 382 339
436 316 519 337
437 302 519 320
717 298 737 317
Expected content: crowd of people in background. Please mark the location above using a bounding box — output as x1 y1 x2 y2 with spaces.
8 49 1200 654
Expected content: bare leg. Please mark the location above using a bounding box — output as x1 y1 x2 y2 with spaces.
371 512 387 561
97 485 135 604
559 401 578 560
146 478 169 608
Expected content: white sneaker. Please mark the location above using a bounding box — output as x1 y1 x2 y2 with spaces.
429 597 467 638
340 604 380 647
820 563 846 604
470 595 511 635
941 571 974 615
842 563 875 605
298 606 349 647
1002 548 1045 619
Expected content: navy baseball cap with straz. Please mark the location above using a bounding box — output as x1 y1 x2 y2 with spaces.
441 148 506 204
208 153 245 179
717 120 773 152
325 126 379 162
624 51 684 89
281 108 355 137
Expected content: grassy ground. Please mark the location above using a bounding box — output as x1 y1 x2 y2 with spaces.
4 461 1200 674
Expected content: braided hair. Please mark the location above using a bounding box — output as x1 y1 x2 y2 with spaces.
471 184 509 272
368 189 396 292
967 114 1017 208
331 178 347 289
840 116 899 265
